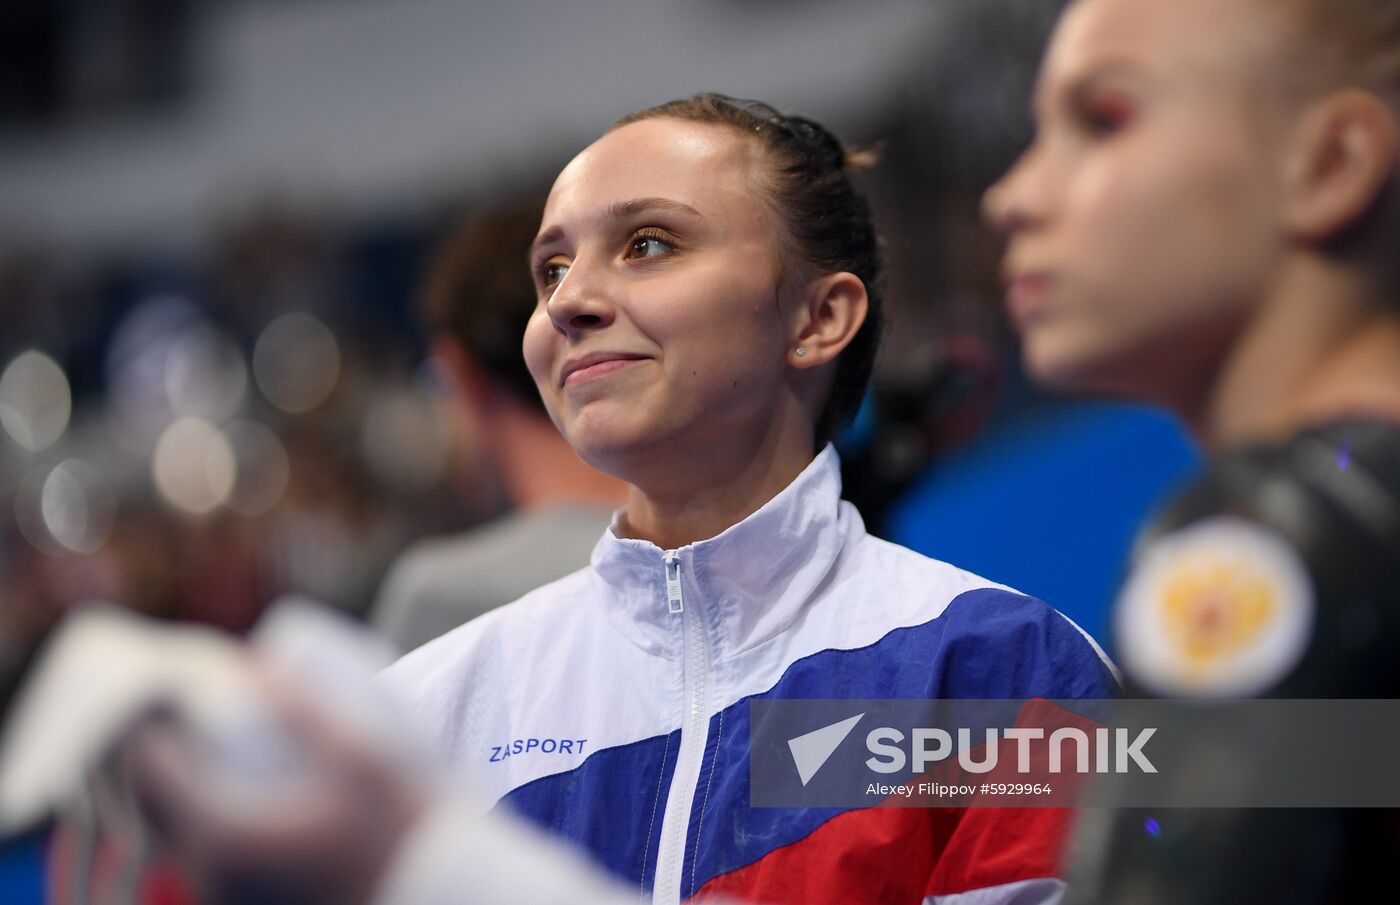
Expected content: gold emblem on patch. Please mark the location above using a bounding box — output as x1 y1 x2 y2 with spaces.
1161 557 1276 678
1117 517 1314 697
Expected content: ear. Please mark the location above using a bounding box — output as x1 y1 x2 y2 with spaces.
1283 88 1399 242
788 271 869 369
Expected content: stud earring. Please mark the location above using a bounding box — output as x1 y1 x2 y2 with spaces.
794 346 807 358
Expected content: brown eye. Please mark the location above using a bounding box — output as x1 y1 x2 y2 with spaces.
625 232 674 260
540 261 569 287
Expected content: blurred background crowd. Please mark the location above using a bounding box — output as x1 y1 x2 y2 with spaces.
0 0 1199 898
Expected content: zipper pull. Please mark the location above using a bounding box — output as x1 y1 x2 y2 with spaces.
663 551 685 614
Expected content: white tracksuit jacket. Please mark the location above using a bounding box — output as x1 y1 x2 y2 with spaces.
379 446 1118 905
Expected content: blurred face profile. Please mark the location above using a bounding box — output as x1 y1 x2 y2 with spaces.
984 0 1296 404
523 118 796 474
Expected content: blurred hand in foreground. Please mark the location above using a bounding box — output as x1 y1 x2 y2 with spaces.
120 660 427 905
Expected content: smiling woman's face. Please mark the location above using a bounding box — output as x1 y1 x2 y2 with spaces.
524 117 798 475
984 0 1299 405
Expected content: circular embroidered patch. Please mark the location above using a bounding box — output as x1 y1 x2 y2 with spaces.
1116 516 1315 697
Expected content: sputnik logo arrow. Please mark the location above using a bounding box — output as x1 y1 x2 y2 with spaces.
787 713 865 786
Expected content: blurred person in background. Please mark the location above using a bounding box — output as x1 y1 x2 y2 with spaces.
983 0 1400 900
370 199 627 653
120 92 1117 905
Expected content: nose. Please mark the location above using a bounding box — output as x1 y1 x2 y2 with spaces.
545 260 615 339
982 145 1047 237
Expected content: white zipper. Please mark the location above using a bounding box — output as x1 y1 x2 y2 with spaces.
652 550 713 905
664 551 685 614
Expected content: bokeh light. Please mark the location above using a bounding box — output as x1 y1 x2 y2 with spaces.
0 350 72 453
105 295 204 454
152 417 237 515
164 325 249 421
252 312 341 414
40 458 116 554
359 389 450 495
15 465 62 555
224 419 291 516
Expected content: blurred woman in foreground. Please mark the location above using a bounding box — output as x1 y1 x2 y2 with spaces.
985 0 1400 900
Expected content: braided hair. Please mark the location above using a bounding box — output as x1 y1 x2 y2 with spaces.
612 94 884 446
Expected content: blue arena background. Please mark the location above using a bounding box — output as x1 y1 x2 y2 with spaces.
0 830 46 905
885 401 1201 654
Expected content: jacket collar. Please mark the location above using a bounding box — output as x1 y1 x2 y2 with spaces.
589 445 857 659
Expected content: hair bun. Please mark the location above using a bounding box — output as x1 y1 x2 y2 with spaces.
842 144 883 171
781 115 882 172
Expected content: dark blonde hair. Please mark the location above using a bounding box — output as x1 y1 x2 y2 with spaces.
1279 0 1400 295
423 198 549 410
613 93 884 446
1287 0 1400 86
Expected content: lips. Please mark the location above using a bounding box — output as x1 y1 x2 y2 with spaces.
1003 271 1054 325
559 352 649 387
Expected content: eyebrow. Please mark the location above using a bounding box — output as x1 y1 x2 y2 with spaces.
530 197 703 261
1033 55 1148 119
605 197 702 220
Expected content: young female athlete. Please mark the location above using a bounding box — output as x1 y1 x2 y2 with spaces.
984 0 1400 900
374 94 1115 905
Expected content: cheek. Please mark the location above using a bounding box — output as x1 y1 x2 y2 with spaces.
1072 133 1276 318
521 309 556 388
1025 129 1281 394
640 270 781 370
